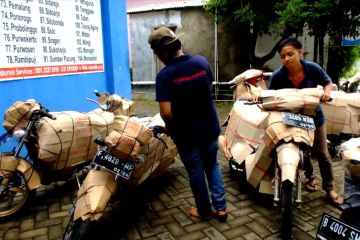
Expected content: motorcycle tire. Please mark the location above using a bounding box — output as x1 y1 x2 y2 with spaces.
0 170 34 221
281 180 293 240
63 206 94 240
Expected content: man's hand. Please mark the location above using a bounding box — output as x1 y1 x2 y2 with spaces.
248 94 260 102
320 92 331 102
321 82 333 102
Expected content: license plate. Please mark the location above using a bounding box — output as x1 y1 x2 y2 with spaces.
93 149 134 179
281 112 316 129
317 213 360 240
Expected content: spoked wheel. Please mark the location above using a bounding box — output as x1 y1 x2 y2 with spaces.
281 180 293 240
0 171 32 220
63 203 94 240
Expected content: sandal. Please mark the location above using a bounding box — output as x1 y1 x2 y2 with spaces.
305 179 318 192
326 190 344 207
215 209 228 222
187 207 213 221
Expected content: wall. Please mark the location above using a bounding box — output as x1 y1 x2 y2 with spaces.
128 7 253 92
0 0 131 135
128 7 326 97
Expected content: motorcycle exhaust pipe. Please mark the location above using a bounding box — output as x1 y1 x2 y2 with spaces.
274 163 280 206
295 151 304 207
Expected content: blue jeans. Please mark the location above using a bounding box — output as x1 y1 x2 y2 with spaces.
177 139 227 217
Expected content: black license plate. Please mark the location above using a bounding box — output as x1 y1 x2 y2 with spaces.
317 213 360 240
93 149 134 179
281 112 316 129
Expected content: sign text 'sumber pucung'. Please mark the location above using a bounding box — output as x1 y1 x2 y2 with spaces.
0 0 104 80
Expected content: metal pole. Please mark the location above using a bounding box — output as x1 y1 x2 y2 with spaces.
214 8 219 100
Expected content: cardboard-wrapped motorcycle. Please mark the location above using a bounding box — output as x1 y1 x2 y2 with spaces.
0 91 136 221
224 69 360 239
221 70 322 239
62 99 178 240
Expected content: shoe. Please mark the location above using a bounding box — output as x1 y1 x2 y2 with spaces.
326 190 344 207
305 179 318 192
215 209 228 222
187 207 213 221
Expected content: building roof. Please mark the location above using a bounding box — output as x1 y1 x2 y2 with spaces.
127 0 207 13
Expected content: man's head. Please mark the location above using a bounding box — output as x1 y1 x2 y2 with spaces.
277 38 303 69
148 27 183 63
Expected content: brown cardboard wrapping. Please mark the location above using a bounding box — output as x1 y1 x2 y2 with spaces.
3 101 40 131
321 104 347 135
36 111 114 169
276 143 300 183
263 112 315 148
130 136 166 185
342 105 360 135
148 140 177 179
341 147 360 180
339 138 360 181
127 114 177 186
228 138 254 165
260 88 322 116
113 115 152 145
321 91 360 135
259 170 274 195
106 94 135 116
218 135 231 159
0 154 19 178
233 80 267 100
224 100 269 149
231 69 263 85
245 142 273 188
74 169 117 221
105 130 141 162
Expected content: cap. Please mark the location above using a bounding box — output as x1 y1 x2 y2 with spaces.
148 27 183 50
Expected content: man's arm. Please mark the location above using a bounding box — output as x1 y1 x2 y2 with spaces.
321 81 333 102
159 101 173 131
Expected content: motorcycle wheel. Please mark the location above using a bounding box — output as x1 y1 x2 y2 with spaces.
281 180 293 240
63 206 93 240
0 171 32 221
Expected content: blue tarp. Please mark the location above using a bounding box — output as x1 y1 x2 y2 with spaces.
342 38 360 46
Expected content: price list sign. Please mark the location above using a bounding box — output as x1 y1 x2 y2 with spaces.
0 0 104 81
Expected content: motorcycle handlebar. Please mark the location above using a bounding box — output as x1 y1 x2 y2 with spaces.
94 90 101 97
33 106 56 120
42 109 56 120
262 72 272 77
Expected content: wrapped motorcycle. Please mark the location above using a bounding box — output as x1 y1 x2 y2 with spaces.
0 91 133 221
220 70 324 239
63 104 177 240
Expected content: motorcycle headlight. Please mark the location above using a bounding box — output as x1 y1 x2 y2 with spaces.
13 129 26 140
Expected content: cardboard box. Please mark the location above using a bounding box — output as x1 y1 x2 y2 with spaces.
245 142 273 188
105 130 141 162
113 115 152 145
224 100 269 149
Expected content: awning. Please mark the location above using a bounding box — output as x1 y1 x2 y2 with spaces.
342 38 360 46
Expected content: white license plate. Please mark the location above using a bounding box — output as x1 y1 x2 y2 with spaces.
93 149 134 179
317 213 360 240
281 112 316 130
